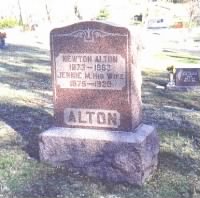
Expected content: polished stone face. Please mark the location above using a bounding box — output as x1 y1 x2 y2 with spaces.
50 21 142 131
175 68 200 86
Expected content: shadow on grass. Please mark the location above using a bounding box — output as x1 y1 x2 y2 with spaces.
0 103 53 159
0 61 51 90
142 70 200 110
142 70 200 147
1 44 49 60
167 54 200 61
0 44 52 101
155 150 200 197
162 48 200 60
142 71 168 87
0 44 50 87
23 58 50 66
159 150 199 176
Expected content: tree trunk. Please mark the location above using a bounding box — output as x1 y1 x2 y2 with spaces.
17 0 23 26
44 0 51 23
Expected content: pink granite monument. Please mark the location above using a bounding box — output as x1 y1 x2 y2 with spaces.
39 21 159 185
50 21 142 131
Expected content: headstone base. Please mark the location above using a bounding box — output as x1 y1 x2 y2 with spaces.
39 124 159 186
166 83 200 92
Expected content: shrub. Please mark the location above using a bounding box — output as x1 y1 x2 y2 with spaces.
0 18 19 29
166 65 176 74
96 8 110 20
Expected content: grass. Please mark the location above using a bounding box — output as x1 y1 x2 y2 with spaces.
155 50 200 64
0 38 200 197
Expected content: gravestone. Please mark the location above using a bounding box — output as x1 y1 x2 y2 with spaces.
175 68 200 86
167 66 200 91
39 21 159 185
51 21 142 131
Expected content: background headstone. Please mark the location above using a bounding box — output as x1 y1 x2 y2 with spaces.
175 68 200 86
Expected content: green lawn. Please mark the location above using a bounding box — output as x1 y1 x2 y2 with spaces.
155 50 200 64
0 43 200 198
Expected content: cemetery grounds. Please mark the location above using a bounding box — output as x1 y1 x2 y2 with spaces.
0 28 200 198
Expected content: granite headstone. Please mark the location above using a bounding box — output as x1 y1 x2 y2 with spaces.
175 68 200 86
39 21 159 185
50 21 142 131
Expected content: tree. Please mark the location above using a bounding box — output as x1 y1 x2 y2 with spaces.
187 0 200 28
44 0 51 23
17 0 23 25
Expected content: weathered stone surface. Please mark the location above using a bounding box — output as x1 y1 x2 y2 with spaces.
50 21 142 131
39 21 159 186
39 124 159 185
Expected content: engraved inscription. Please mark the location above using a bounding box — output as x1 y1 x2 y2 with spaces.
64 108 120 128
176 68 200 86
182 71 198 83
56 53 126 90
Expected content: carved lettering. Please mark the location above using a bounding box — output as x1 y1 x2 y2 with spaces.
108 113 117 126
56 53 126 90
68 111 76 122
64 108 120 128
97 112 106 124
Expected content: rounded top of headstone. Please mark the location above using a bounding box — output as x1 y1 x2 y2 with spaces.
50 20 130 36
